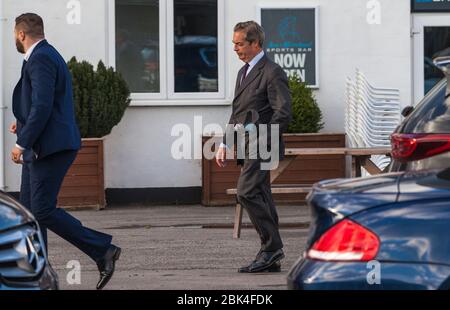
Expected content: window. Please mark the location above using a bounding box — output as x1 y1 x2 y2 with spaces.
112 0 224 104
115 0 161 95
423 27 450 95
173 0 218 93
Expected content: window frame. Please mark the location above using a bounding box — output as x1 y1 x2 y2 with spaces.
109 0 226 106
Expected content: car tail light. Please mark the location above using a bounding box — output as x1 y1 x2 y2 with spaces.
307 219 379 262
391 133 450 162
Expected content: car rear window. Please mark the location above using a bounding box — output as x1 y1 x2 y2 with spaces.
400 78 450 133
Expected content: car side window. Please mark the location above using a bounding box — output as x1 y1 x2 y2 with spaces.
402 79 450 133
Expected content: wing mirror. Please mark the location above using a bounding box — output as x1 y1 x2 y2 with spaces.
401 106 414 118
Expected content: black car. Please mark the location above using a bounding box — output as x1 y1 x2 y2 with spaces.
390 58 450 172
0 192 58 290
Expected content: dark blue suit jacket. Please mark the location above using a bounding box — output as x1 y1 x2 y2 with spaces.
12 40 81 161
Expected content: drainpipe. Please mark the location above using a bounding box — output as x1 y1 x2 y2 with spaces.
0 8 6 191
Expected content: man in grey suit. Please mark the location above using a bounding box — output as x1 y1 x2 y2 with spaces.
216 21 292 273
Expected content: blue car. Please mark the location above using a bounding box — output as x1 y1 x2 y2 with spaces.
287 169 450 290
288 55 450 290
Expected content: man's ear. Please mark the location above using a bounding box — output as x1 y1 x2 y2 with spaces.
18 30 25 41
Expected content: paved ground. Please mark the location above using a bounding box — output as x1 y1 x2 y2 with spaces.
47 204 310 290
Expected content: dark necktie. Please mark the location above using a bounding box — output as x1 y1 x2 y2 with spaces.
241 63 250 85
21 60 27 76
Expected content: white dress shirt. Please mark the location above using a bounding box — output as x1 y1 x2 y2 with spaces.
24 39 44 61
243 50 264 81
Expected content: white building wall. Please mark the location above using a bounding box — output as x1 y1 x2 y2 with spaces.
1 0 412 191
1 0 108 191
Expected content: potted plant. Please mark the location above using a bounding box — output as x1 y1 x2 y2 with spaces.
287 74 324 134
202 75 345 206
58 57 130 209
270 75 345 203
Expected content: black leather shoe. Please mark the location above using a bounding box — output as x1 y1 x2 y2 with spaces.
96 245 121 290
237 249 284 273
238 260 281 273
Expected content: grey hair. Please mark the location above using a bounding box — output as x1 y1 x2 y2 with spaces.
234 21 265 47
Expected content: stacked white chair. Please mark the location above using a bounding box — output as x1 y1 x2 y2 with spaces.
345 69 401 173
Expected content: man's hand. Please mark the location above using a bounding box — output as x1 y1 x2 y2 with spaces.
11 146 24 164
215 146 227 168
9 122 17 134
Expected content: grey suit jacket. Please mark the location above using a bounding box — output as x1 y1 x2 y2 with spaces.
224 55 292 163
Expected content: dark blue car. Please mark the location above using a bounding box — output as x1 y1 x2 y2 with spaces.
287 169 450 290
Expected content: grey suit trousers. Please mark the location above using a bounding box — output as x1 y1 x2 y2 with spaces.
236 159 283 252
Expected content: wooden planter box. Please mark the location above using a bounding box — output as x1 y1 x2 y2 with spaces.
58 138 105 210
202 133 346 206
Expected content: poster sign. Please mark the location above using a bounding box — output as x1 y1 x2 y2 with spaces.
412 0 450 13
260 6 319 88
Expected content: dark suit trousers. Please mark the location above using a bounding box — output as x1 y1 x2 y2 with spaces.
236 159 283 252
20 150 112 262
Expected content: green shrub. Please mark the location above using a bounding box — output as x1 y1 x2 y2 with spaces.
287 74 324 133
67 57 131 138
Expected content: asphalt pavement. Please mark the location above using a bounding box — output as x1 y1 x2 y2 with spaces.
47 204 310 290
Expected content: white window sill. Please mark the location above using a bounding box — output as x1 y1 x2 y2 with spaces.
129 98 233 107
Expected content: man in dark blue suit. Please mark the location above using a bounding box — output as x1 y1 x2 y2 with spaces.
10 13 120 290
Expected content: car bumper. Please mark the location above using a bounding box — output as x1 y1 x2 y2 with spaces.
0 264 59 290
287 257 450 290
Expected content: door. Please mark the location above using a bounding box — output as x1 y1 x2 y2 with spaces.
0 2 5 190
413 14 450 105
